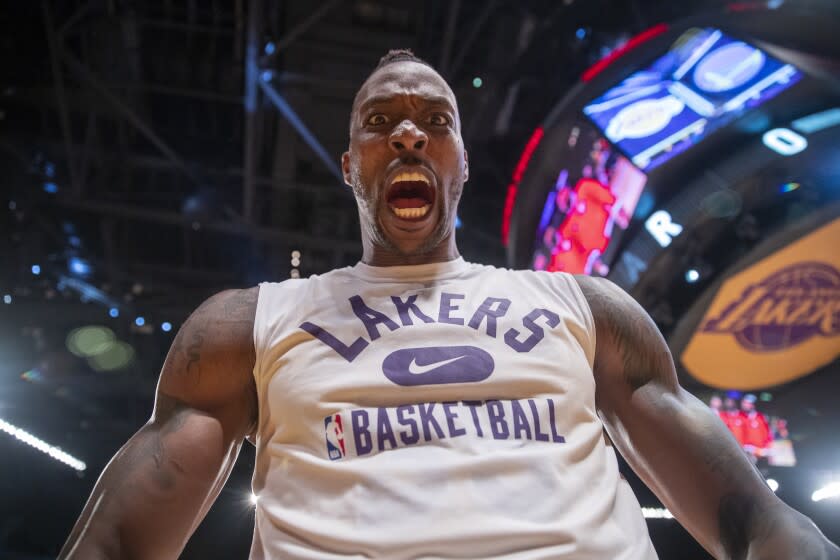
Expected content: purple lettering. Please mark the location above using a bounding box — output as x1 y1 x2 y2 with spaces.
442 401 466 438
396 405 419 445
350 295 400 341
467 297 511 338
528 399 550 442
510 400 532 440
299 322 368 363
391 295 435 326
486 400 510 440
418 403 445 441
504 308 561 353
547 399 566 443
351 410 372 455
376 407 397 451
463 400 484 437
438 293 466 325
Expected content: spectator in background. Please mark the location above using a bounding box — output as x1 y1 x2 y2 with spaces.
709 394 723 416
741 394 773 460
721 395 746 446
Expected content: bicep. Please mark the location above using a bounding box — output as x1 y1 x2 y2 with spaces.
60 288 258 559
577 276 780 559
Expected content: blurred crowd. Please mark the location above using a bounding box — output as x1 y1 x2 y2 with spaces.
709 393 793 466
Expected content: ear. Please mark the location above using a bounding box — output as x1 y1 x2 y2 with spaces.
463 149 469 183
341 151 352 187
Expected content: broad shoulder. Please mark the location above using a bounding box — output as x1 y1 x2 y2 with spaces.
572 275 676 392
198 286 260 324
157 287 259 414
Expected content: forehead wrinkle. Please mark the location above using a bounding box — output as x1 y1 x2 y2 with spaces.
351 62 461 132
359 93 456 115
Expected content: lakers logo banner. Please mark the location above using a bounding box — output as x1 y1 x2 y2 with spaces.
681 218 840 389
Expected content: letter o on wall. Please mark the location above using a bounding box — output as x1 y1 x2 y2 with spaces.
762 128 808 156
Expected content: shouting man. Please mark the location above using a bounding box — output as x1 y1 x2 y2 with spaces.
60 50 839 560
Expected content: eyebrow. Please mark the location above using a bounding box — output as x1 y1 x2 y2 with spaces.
358 94 455 114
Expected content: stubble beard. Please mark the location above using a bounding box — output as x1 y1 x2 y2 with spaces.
350 166 462 257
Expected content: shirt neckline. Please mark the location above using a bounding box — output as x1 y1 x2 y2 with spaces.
349 257 471 283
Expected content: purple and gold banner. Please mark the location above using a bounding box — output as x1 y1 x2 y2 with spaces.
681 218 840 389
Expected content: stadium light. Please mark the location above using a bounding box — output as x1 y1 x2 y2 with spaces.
250 492 259 505
767 478 779 492
0 417 86 471
812 482 840 503
641 507 674 519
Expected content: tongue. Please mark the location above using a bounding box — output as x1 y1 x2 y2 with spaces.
390 197 428 209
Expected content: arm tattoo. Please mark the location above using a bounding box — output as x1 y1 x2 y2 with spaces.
185 328 206 378
578 277 675 391
604 310 669 390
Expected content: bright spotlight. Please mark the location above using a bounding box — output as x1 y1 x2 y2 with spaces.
250 492 259 505
0 417 86 471
812 482 840 502
161 322 172 332
135 316 145 327
685 269 700 283
68 257 92 276
641 507 674 519
109 307 119 318
767 478 779 492
31 264 41 275
3 294 11 304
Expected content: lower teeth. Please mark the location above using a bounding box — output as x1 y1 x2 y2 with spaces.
392 205 430 218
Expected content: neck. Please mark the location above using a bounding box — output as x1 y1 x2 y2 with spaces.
361 233 460 267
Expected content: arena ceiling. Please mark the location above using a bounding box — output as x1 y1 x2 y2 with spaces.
1 1 838 558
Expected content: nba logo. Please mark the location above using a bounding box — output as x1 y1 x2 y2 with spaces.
325 413 346 460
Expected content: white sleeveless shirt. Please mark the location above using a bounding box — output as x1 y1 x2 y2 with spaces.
249 258 657 559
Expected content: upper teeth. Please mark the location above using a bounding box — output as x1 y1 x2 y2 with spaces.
391 171 430 185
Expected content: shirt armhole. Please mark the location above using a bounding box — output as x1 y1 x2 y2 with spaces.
555 272 597 370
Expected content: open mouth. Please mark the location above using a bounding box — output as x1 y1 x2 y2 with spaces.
386 171 435 220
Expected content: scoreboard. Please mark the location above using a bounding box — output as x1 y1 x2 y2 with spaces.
506 6 839 294
505 4 840 395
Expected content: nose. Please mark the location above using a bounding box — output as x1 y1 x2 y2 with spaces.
389 119 428 153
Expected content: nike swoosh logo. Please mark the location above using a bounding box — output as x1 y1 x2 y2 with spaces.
407 355 467 375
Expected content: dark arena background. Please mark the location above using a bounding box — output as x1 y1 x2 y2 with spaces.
1 1 838 558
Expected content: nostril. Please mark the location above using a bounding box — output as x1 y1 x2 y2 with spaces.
414 139 426 150
392 141 405 151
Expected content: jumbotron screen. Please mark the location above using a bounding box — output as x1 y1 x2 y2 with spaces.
583 27 802 170
531 123 648 275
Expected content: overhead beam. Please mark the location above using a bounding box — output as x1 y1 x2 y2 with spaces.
259 77 343 183
276 0 343 52
53 199 360 253
448 0 500 80
60 50 202 187
242 0 263 223
42 2 80 196
438 0 462 76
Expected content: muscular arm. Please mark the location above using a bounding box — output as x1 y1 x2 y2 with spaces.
575 276 839 560
59 288 259 560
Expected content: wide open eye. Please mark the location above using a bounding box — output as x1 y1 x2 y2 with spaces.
366 114 389 126
429 113 451 126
